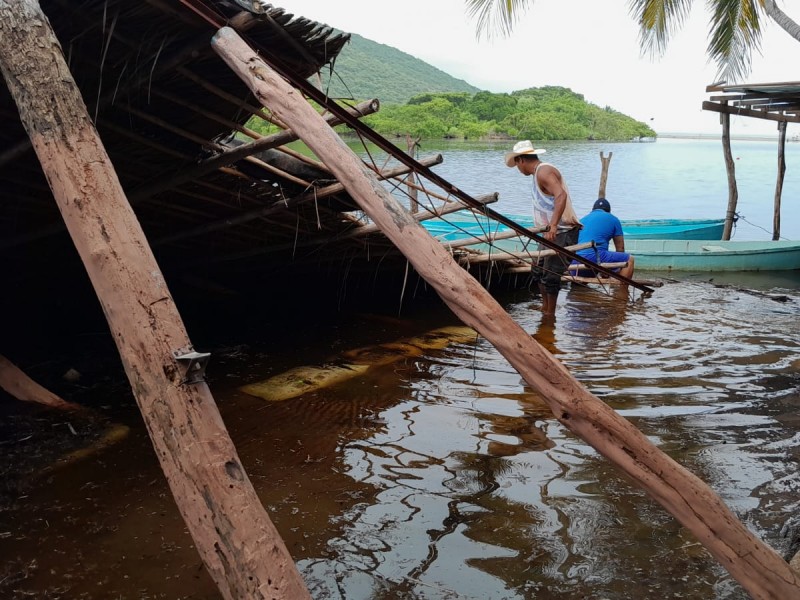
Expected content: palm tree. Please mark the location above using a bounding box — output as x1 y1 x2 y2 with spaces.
467 0 799 82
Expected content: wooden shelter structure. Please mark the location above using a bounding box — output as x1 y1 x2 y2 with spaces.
2 1 800 598
703 81 800 240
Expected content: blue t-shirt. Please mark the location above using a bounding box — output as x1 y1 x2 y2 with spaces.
577 209 623 252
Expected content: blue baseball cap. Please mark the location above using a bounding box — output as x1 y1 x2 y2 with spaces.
593 198 611 212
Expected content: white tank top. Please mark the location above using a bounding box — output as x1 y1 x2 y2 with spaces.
532 162 579 231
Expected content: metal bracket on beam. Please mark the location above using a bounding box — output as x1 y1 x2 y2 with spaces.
173 348 211 384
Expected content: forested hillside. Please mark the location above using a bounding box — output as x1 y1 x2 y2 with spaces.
319 33 479 104
247 33 655 141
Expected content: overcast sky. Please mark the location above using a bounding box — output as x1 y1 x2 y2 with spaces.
280 0 796 135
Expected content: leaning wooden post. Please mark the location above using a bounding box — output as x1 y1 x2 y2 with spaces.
0 354 81 410
773 121 787 240
212 27 800 599
0 4 309 599
598 151 612 198
720 109 739 240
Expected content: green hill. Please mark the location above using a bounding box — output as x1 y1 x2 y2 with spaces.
248 33 655 142
319 33 479 105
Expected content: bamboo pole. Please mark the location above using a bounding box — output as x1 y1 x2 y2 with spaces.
212 27 800 599
0 5 309 599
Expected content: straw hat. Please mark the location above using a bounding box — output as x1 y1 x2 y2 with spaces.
504 140 546 167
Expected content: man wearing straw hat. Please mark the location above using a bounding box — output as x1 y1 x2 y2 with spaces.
505 140 581 315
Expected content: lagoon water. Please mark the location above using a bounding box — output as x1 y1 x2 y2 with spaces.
2 138 800 599
409 137 800 241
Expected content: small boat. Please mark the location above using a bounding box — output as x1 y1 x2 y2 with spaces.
619 239 800 271
422 213 724 242
621 218 724 241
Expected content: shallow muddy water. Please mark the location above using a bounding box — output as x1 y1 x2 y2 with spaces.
2 272 799 599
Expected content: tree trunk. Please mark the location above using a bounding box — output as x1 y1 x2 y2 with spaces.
721 110 739 240
212 27 800 600
0 3 309 599
762 0 800 42
774 121 786 240
0 355 80 410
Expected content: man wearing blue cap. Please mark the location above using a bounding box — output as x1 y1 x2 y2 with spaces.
573 198 635 280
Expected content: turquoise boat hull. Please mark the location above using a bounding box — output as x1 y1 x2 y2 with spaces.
620 239 800 271
421 213 724 242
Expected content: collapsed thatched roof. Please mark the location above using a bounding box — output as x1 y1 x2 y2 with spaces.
1 1 418 302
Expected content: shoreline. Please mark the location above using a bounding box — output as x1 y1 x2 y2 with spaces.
657 131 798 142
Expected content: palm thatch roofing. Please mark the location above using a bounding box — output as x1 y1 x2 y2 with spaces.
2 0 443 322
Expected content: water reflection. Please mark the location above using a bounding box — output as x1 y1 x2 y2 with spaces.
2 276 799 599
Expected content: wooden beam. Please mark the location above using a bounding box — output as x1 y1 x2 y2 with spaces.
0 5 309 599
703 100 800 123
212 27 800 599
439 225 548 249
129 98 380 203
456 242 593 264
154 154 445 246
0 354 82 410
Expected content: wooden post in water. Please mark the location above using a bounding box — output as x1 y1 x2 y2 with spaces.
406 134 421 213
212 27 800 600
0 3 309 599
598 151 613 199
773 121 787 240
721 109 739 240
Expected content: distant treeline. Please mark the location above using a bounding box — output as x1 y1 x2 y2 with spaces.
246 86 656 142
362 86 656 141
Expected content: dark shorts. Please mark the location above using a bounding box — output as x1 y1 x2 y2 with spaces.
530 227 580 294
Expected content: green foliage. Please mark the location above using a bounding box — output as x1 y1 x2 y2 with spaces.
360 86 655 141
244 35 655 142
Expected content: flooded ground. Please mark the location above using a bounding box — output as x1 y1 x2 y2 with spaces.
1 271 799 599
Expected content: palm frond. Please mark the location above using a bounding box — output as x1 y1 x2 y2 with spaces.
707 0 763 82
466 0 532 40
628 0 695 56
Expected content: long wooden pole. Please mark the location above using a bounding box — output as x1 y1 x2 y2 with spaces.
0 4 309 599
721 109 739 240
212 27 800 599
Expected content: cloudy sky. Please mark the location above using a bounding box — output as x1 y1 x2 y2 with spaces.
280 0 796 135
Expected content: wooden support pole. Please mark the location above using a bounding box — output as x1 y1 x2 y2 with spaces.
212 27 800 599
774 121 787 240
598 151 612 199
0 5 309 599
721 109 739 240
0 355 81 410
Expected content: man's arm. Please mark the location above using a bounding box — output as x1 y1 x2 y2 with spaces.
537 166 568 242
612 235 625 252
